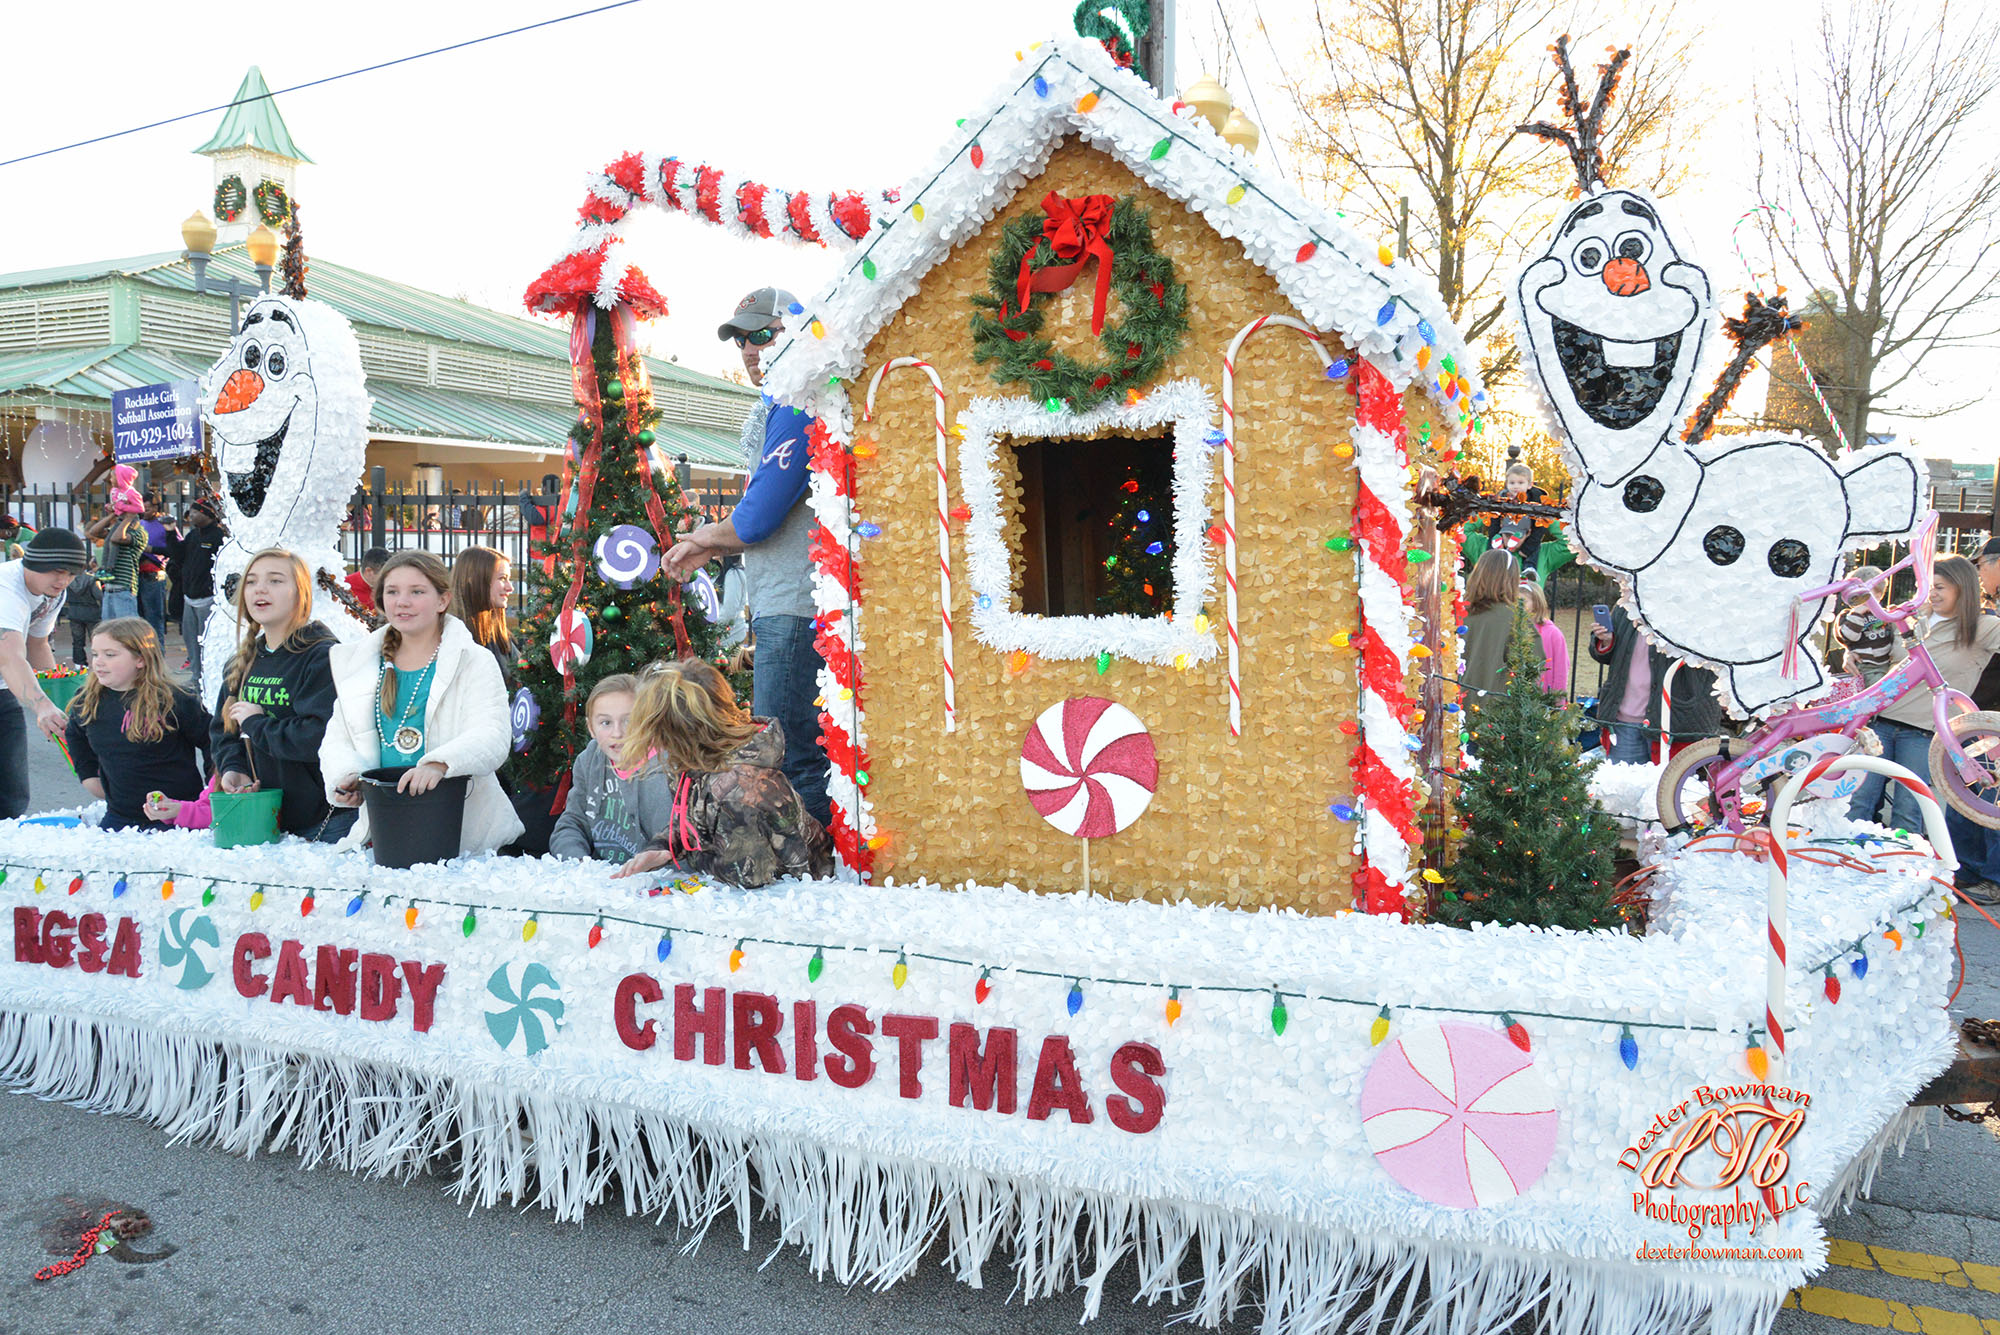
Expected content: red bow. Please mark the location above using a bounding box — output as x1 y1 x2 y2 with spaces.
1016 191 1117 336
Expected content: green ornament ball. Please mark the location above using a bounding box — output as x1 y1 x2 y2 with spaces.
637 428 656 446
607 379 625 399
602 604 625 624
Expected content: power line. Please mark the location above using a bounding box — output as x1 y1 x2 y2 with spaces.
0 0 645 170
1211 0 1295 190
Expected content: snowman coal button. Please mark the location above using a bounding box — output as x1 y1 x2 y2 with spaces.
1622 475 1664 513
1703 525 1745 565
1768 539 1812 579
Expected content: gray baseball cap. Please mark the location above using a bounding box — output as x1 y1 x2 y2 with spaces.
717 287 798 340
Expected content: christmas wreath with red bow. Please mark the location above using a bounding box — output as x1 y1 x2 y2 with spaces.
969 192 1187 411
214 175 247 224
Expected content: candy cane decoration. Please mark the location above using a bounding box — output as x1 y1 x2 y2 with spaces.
1765 754 1954 1078
1658 659 1680 764
864 357 955 733
1221 316 1332 736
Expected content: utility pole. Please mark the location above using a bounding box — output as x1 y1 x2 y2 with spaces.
1397 196 1411 260
1140 0 1177 98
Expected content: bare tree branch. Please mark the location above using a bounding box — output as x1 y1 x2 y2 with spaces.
1753 0 2000 451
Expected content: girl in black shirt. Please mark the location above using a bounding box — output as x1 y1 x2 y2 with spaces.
66 617 209 831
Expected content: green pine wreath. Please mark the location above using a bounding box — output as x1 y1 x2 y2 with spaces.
254 179 291 226
214 175 247 223
969 196 1188 411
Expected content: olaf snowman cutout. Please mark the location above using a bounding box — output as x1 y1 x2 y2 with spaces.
198 275 372 704
1511 38 1920 719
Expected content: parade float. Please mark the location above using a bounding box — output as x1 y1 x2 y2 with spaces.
0 21 1967 1335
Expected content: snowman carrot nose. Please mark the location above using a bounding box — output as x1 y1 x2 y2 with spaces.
1602 256 1650 297
214 368 265 414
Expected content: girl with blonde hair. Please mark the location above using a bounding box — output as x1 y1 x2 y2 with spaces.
208 548 352 842
66 617 210 830
320 549 520 855
612 658 832 887
1517 579 1570 699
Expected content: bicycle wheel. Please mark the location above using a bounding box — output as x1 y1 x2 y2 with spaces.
1928 711 2000 830
1657 739 1730 833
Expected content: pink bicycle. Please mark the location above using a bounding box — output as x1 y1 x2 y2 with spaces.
1657 513 2000 833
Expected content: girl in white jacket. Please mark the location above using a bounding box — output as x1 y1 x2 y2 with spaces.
320 549 522 856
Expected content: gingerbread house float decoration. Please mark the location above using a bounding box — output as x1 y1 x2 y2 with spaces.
744 38 1478 914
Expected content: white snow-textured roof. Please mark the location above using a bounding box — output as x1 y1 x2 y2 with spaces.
759 35 1483 424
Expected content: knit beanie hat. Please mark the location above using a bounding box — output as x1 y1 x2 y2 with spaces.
22 527 90 573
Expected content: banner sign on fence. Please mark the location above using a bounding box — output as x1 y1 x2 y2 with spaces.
110 381 204 463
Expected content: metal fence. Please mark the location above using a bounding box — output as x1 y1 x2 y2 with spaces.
1 465 745 620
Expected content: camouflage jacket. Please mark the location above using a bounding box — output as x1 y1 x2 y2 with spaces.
646 720 834 888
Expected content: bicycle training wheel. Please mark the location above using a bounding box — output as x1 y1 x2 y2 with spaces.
1657 739 1729 833
1928 711 2000 830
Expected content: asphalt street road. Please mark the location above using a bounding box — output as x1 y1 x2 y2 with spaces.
2 707 1997 1335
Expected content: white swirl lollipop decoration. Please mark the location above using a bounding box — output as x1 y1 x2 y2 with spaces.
510 687 541 754
684 569 721 620
1020 697 1158 838
594 524 660 590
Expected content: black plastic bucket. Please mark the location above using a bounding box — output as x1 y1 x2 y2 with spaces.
360 767 471 868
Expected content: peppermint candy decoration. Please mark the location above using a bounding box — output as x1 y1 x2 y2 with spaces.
510 687 541 754
594 524 659 589
158 909 220 991
684 569 720 620
1019 697 1158 838
1359 1022 1559 1209
550 607 594 673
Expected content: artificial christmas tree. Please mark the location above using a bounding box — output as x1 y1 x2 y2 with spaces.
1096 459 1174 617
1438 605 1623 932
512 305 726 789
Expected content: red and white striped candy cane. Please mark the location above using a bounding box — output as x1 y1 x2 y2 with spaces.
1222 315 1332 736
863 357 955 733
1764 753 1954 1079
1658 659 1680 763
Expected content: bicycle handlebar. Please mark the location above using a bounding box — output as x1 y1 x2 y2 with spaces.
1798 512 1938 630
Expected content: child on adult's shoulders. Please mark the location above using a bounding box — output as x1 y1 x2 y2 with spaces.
66 618 210 831
320 550 522 856
610 658 832 888
548 674 682 862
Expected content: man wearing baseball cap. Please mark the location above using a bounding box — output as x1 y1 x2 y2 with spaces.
0 527 92 817
664 286 831 828
167 494 227 687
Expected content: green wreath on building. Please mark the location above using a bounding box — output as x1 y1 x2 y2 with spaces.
214 176 247 224
254 179 292 227
969 195 1188 412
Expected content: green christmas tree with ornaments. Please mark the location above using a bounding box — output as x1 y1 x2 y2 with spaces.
512 309 726 790
1096 462 1173 617
1437 606 1624 932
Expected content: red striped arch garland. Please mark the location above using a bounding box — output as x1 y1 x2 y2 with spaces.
804 414 877 876
524 151 900 320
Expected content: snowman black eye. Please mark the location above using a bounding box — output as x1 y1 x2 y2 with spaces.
1614 231 1652 263
265 348 288 380
1768 539 1811 578
242 342 261 372
1572 240 1607 274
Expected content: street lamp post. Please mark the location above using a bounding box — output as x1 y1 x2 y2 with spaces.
179 211 281 334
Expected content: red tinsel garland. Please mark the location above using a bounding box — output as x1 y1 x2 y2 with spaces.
808 523 860 600
806 420 855 496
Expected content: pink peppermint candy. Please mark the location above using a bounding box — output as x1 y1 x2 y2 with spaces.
1359 1022 1559 1209
1019 697 1158 838
549 607 593 673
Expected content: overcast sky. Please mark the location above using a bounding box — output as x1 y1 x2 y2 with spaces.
0 0 1982 459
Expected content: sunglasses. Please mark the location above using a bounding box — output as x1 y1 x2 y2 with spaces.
732 327 778 347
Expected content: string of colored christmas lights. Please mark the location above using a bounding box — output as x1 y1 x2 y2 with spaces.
3 861 1943 1042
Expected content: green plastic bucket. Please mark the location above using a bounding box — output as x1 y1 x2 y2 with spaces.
211 788 283 848
36 673 83 713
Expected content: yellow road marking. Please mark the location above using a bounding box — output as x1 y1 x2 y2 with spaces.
1825 1242 2000 1294
1783 1285 2000 1333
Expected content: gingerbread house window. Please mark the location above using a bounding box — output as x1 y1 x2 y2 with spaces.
959 379 1220 667
1010 429 1175 618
